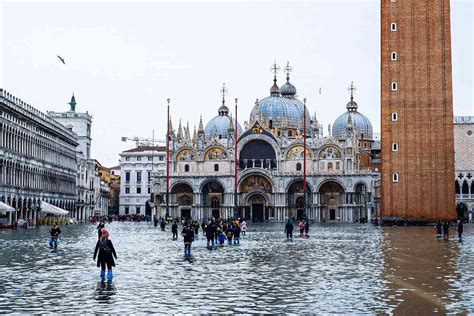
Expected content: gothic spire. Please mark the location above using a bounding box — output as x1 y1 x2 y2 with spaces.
177 119 183 140
198 115 204 135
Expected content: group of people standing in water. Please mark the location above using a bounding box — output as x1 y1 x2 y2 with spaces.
436 219 464 241
165 217 248 255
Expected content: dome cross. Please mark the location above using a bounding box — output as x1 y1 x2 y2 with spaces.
284 61 293 81
220 83 228 105
270 61 280 78
348 81 357 102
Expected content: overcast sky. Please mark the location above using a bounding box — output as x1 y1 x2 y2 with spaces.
1 0 472 167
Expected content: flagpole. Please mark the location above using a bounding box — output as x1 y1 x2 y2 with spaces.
166 98 170 218
303 98 307 219
234 98 238 218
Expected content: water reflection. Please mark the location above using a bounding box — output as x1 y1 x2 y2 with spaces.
94 281 116 303
380 226 471 314
0 223 471 313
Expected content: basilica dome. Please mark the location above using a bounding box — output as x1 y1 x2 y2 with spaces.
205 104 242 139
250 76 310 131
332 88 373 140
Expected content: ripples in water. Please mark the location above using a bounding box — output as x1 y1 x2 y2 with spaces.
0 222 472 314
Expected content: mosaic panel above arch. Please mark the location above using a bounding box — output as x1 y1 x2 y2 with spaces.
240 175 272 193
286 145 311 160
204 147 228 160
319 146 342 159
176 149 197 161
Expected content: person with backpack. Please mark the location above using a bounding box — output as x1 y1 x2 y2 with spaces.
49 222 61 249
233 223 241 245
93 228 117 281
181 222 195 256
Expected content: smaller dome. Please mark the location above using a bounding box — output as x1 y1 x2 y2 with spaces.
346 100 358 111
218 104 229 115
332 111 373 140
280 81 297 97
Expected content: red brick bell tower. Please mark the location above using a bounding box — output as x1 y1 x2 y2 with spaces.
381 0 456 221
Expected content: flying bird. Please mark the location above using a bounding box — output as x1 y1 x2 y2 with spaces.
57 55 65 64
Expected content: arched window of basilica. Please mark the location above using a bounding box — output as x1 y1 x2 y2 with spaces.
184 164 190 172
214 164 219 172
327 162 334 171
296 163 301 171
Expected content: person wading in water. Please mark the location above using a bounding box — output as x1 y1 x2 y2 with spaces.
93 228 117 281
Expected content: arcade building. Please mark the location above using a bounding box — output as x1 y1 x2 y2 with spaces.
153 64 380 222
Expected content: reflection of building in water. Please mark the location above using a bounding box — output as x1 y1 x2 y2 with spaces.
153 65 380 222
380 227 462 314
454 116 474 222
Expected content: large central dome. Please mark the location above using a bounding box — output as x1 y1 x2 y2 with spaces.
250 73 310 131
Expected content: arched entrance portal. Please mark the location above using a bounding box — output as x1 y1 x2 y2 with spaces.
201 181 224 219
287 180 311 221
239 174 273 222
171 182 194 219
456 203 468 220
319 181 345 222
248 194 266 222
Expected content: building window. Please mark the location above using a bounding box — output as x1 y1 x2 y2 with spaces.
391 52 397 60
159 156 164 161
391 112 398 121
136 187 141 194
391 22 397 31
392 142 399 151
125 171 130 182
125 207 129 214
467 130 473 137
125 187 130 194
136 171 142 182
137 156 141 161
125 157 130 161
327 162 333 171
336 162 340 170
391 82 398 91
136 207 141 214
184 164 190 172
296 163 302 171
148 156 152 161
214 164 219 172
148 172 151 182
288 130 293 137
392 173 399 183
147 187 151 194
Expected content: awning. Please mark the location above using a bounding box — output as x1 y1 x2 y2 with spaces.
0 201 15 212
40 201 69 216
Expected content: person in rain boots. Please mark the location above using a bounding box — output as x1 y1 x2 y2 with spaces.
181 222 195 256
285 219 294 240
49 222 62 249
93 228 117 281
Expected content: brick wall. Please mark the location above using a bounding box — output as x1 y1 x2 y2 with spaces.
381 0 456 220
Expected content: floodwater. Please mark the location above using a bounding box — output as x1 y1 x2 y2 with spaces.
0 222 472 314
